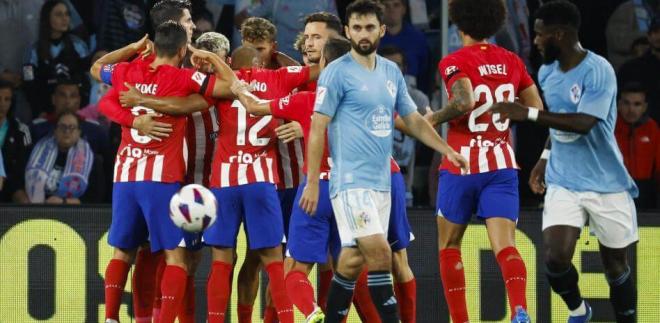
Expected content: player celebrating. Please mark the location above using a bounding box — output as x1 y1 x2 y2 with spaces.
492 1 639 322
427 0 544 322
231 36 351 323
93 22 236 323
300 1 467 322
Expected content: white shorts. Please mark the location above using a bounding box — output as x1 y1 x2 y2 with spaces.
543 185 639 249
331 189 391 247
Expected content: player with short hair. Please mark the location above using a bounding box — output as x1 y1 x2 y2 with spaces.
93 22 236 323
150 0 196 43
299 1 467 322
492 1 639 322
426 0 544 322
231 36 352 323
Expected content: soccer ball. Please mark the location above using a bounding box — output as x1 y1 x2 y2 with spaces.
169 184 218 232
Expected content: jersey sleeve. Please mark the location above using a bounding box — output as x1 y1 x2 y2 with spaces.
98 87 135 127
314 65 343 118
394 68 417 117
181 69 217 104
270 92 315 123
576 64 616 121
438 54 468 93
276 66 311 93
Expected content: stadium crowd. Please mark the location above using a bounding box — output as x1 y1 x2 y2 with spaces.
0 0 657 209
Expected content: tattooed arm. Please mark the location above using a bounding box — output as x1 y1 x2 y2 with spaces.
428 77 475 126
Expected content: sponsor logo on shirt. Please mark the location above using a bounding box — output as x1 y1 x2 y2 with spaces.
367 105 392 138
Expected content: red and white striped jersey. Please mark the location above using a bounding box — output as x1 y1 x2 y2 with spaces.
185 107 219 186
209 67 310 188
438 43 534 174
109 59 215 183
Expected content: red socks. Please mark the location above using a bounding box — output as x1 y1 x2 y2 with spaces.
265 261 294 323
237 303 253 323
177 275 195 323
285 270 316 316
395 279 417 323
207 261 233 323
318 269 333 311
151 256 166 322
105 259 131 321
439 248 469 323
263 305 278 323
158 265 188 323
353 269 382 323
132 250 160 322
496 246 527 318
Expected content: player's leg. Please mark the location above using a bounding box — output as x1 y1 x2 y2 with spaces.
132 245 161 323
542 185 591 320
330 189 398 323
105 182 147 323
584 191 638 323
318 258 334 311
177 249 202 323
236 248 261 322
203 186 243 323
243 183 294 323
151 255 167 321
389 171 416 323
435 170 475 323
479 169 529 321
326 247 364 323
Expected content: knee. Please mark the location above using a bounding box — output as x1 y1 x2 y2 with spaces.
363 244 392 271
113 247 137 263
603 259 628 280
544 248 572 272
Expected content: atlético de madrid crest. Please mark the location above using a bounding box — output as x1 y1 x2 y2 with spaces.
570 83 581 104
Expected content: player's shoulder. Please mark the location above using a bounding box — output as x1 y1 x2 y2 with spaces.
577 51 616 87
582 51 616 76
537 62 557 86
318 54 350 81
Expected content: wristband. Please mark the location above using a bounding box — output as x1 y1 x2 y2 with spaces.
540 149 550 160
527 107 539 122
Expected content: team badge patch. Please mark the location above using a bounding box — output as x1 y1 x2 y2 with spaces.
570 83 581 104
386 80 397 98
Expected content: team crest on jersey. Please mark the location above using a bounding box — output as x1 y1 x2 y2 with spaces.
570 83 581 104
386 80 396 98
192 71 206 86
367 105 392 137
286 66 303 73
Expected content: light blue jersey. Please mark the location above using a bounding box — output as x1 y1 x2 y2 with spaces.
314 53 417 197
538 51 638 196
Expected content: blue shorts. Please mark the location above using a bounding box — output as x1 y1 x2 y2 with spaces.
286 179 341 264
389 172 413 251
278 187 298 238
204 183 284 249
435 169 519 224
108 182 202 252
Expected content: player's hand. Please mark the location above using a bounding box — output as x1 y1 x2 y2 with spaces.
230 80 250 96
446 150 469 174
119 82 145 107
188 45 216 69
276 121 303 143
529 158 548 194
132 113 172 141
490 102 528 122
299 180 320 215
65 197 81 205
131 34 153 57
422 106 435 125
46 196 64 204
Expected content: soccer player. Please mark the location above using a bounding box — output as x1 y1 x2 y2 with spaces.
427 0 543 322
93 22 236 323
491 1 639 322
299 1 467 322
231 36 352 323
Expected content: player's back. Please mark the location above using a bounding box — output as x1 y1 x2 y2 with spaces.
113 59 211 183
438 43 534 174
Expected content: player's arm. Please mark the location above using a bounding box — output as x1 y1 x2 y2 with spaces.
401 111 468 172
394 107 433 136
90 34 152 82
529 137 551 194
98 88 172 140
274 51 301 67
299 112 331 215
491 103 598 134
118 83 210 115
189 45 237 99
231 80 272 116
428 77 475 126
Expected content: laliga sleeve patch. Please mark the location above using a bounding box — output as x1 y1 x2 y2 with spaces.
315 86 327 105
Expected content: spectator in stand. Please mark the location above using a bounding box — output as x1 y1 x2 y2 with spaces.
25 111 103 204
23 0 90 118
615 83 660 209
631 36 651 58
618 17 660 123
31 78 109 155
606 0 659 70
380 0 429 90
93 0 149 51
78 50 111 130
0 81 32 203
234 0 338 59
192 7 215 42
